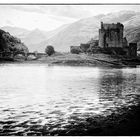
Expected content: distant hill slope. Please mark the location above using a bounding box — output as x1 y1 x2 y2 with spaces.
23 24 69 52
2 10 140 52
1 26 30 39
38 10 140 52
1 24 69 52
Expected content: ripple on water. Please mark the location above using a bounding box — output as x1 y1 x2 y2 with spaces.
0 66 140 135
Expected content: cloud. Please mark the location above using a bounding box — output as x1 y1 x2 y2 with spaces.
8 5 45 14
0 5 76 31
6 5 140 20
39 5 93 19
0 5 140 31
5 5 93 19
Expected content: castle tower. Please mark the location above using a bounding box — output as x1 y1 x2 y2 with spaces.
99 22 105 48
99 22 124 48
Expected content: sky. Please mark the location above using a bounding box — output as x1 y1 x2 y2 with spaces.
0 5 140 31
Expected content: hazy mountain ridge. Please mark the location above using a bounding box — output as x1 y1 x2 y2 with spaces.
1 26 30 39
2 10 140 52
43 10 140 52
1 24 70 52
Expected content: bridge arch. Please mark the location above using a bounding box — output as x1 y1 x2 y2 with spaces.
13 51 27 60
0 51 39 60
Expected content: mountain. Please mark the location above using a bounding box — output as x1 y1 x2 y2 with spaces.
22 29 48 45
1 26 30 39
2 10 140 52
0 27 48 52
38 10 140 52
23 24 70 52
1 24 69 52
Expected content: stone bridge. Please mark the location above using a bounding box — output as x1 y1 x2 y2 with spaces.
14 52 39 60
0 51 39 60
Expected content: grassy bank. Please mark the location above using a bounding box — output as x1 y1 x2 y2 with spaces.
19 52 131 67
1 52 140 68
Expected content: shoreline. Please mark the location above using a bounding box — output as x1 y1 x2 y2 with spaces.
0 53 139 68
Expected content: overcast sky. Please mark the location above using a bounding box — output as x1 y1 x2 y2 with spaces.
0 5 140 31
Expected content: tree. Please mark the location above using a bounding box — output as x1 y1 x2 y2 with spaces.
45 45 55 56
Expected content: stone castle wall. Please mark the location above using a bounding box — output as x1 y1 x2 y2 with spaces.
98 22 137 57
129 43 137 57
99 22 124 48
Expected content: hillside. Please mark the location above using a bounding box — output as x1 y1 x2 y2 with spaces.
23 24 69 52
1 26 30 39
2 10 140 52
0 29 28 55
1 24 69 52
37 10 140 52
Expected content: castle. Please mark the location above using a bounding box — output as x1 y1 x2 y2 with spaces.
99 22 124 48
70 22 137 57
99 22 137 57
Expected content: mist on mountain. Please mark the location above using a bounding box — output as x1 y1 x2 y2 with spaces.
1 10 140 52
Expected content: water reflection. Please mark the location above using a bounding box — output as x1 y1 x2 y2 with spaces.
99 69 138 98
0 64 140 135
99 70 124 100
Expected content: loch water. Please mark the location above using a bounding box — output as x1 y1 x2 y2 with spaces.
0 64 140 135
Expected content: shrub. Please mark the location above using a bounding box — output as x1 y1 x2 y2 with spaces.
70 46 81 54
45 45 55 56
80 43 90 53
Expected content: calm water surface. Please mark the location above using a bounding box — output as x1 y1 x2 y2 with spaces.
0 64 140 135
